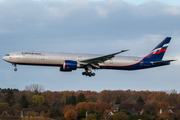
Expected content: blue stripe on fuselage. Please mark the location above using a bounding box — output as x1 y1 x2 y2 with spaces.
99 61 170 70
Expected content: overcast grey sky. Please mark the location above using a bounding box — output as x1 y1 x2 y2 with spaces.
0 0 180 92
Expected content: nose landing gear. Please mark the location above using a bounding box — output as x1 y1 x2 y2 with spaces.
13 64 17 71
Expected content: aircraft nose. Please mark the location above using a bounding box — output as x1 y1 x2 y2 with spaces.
2 56 7 61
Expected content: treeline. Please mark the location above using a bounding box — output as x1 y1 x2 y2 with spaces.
0 88 19 94
0 84 180 120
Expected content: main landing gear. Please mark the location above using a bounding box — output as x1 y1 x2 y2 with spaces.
13 64 17 71
82 65 96 77
82 71 95 77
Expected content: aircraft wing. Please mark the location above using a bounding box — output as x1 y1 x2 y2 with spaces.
79 50 129 65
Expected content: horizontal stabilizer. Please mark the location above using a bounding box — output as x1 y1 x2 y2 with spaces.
151 60 176 64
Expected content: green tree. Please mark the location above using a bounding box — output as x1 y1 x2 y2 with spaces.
66 95 77 105
88 108 95 114
115 96 121 104
76 93 86 104
70 95 76 106
19 94 29 108
107 99 110 104
120 109 131 115
80 108 86 118
113 112 129 120
4 89 15 107
31 95 45 106
0 103 9 114
96 108 105 120
137 96 145 104
86 114 96 120
66 96 71 105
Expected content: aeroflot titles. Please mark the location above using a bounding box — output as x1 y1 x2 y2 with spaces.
21 52 41 55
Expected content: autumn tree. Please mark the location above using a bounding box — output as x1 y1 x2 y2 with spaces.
167 93 179 106
61 91 72 104
40 111 45 117
96 102 111 113
158 102 169 110
158 111 171 120
87 95 97 102
45 110 51 118
64 109 78 120
75 102 97 112
144 102 158 115
63 105 76 115
75 102 87 111
98 90 113 102
119 102 134 111
147 91 167 103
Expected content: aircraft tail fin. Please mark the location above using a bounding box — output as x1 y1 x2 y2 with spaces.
144 37 171 60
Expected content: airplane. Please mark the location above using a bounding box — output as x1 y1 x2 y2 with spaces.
2 37 175 77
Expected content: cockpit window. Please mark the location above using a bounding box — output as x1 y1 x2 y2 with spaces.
5 54 10 56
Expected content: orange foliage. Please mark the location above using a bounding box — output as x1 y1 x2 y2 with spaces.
158 102 169 110
60 91 73 103
64 109 78 120
75 102 97 111
148 92 167 102
45 110 51 117
96 102 111 112
75 102 111 112
40 111 45 117
43 90 63 103
63 105 75 115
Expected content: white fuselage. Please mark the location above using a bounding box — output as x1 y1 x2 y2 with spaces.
2 51 142 69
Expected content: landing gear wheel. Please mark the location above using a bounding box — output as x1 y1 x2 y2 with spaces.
88 72 92 77
82 71 96 77
14 68 17 71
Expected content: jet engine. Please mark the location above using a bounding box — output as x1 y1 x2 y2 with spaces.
60 60 78 72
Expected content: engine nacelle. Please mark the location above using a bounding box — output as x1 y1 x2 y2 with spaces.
60 60 77 72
